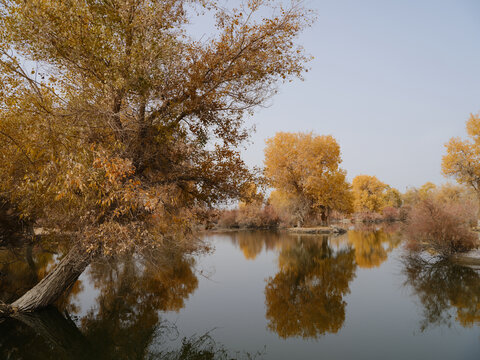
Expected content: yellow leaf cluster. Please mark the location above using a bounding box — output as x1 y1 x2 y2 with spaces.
351 175 399 213
0 0 314 254
442 114 480 201
264 132 352 224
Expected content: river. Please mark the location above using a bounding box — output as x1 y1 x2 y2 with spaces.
0 227 478 359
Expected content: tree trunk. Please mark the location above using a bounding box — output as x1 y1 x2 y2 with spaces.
321 211 328 226
0 245 91 315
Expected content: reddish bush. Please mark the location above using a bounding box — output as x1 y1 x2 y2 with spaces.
217 205 280 229
405 198 478 257
217 209 239 228
353 211 383 223
381 206 400 222
258 205 281 228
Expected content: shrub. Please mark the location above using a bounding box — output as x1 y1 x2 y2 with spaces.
405 198 478 257
328 210 351 224
381 206 400 222
353 211 383 223
216 205 280 229
398 205 411 222
217 209 239 229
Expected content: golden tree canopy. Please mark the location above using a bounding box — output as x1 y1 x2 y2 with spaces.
442 113 480 197
264 132 352 223
0 0 314 254
351 175 390 213
383 187 402 208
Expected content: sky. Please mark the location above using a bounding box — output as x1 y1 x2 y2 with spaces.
192 0 480 191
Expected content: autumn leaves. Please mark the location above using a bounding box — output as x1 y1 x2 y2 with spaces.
442 113 480 203
0 0 314 254
264 132 402 225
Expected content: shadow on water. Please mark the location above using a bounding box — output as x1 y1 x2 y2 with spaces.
0 308 256 360
0 239 259 359
402 254 480 331
0 244 55 304
0 308 95 360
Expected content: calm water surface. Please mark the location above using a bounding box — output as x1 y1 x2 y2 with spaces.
0 228 479 359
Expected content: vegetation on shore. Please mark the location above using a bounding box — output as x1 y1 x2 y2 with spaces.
214 121 480 260
0 0 479 324
0 0 314 314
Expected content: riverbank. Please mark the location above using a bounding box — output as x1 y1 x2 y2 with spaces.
287 226 347 235
207 225 348 235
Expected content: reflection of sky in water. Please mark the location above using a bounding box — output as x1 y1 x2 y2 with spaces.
0 230 479 359
69 269 102 319
161 232 479 359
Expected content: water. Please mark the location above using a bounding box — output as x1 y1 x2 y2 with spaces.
0 228 479 359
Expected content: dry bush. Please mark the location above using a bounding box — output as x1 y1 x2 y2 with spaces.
381 206 400 222
258 205 281 229
276 212 296 228
398 205 411 222
405 198 478 257
353 211 383 223
217 205 280 229
328 210 351 224
236 204 279 229
217 209 240 229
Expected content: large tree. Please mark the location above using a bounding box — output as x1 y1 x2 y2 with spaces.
264 132 352 225
0 0 313 314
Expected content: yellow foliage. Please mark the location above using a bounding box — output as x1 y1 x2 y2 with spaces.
418 182 437 199
442 114 480 202
264 132 352 224
351 175 389 213
435 183 476 205
383 187 402 208
402 182 477 210
239 182 264 207
0 1 314 254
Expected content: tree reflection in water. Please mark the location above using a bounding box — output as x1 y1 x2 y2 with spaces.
346 227 401 268
225 228 403 339
402 255 480 331
262 227 403 339
5 229 477 356
230 226 402 269
78 249 199 359
0 309 249 360
265 236 357 339
0 243 253 359
228 231 282 260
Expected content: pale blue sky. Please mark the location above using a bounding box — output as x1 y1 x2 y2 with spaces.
198 0 480 191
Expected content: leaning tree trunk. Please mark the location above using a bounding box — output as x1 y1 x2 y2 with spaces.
0 245 91 316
